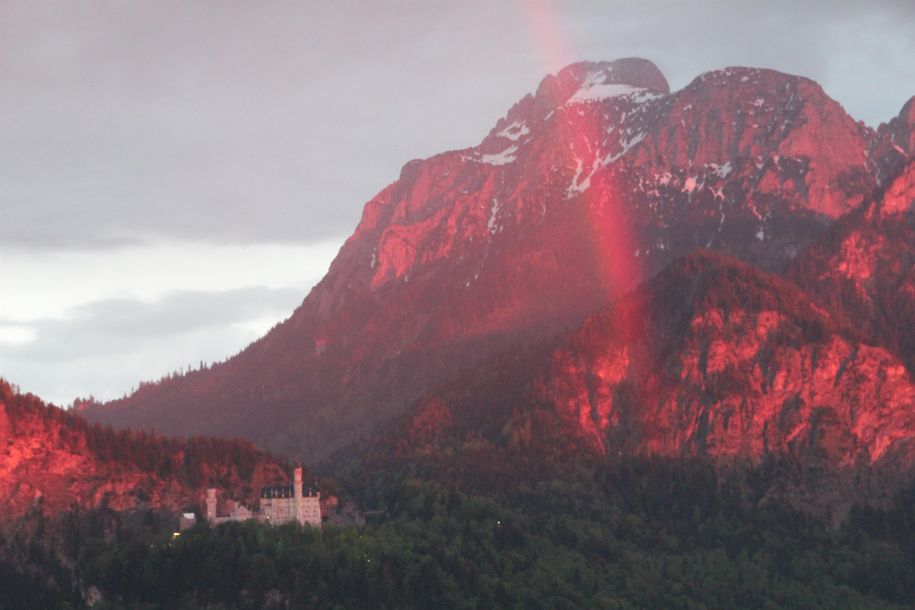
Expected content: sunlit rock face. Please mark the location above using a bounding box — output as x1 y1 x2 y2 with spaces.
375 250 915 518
870 96 915 186
0 382 286 521
535 251 915 467
789 161 915 373
84 59 910 463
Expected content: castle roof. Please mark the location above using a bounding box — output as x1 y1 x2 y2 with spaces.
259 482 319 499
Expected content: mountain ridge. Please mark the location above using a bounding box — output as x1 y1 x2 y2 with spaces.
0 380 288 522
83 58 913 464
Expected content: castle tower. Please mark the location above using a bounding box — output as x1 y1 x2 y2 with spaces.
293 466 305 525
206 488 217 522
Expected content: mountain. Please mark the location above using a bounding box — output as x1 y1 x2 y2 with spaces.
386 250 915 464
870 96 915 186
539 251 915 465
788 160 915 373
366 251 915 521
0 381 287 522
84 59 904 462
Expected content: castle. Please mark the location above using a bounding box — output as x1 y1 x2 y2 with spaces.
204 466 321 528
259 466 322 526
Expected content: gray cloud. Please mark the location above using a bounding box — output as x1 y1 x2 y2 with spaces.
1 0 912 406
567 1 915 121
2 286 303 362
2 1 912 253
0 285 304 404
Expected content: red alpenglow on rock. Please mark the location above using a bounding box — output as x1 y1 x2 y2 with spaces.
535 251 915 466
789 160 915 372
83 59 913 465
0 381 287 521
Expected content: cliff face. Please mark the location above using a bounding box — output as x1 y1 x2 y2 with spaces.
789 161 915 372
378 251 915 505
870 96 915 186
0 382 286 522
536 252 915 466
84 59 905 462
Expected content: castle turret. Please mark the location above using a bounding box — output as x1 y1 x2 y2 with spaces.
293 466 304 525
206 488 217 522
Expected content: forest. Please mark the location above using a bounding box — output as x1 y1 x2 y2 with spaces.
3 455 915 609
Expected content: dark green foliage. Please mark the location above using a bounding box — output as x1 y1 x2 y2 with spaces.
5 383 915 608
58 458 915 609
0 559 74 610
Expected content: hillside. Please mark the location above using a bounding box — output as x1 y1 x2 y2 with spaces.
539 251 915 464
789 160 915 372
84 58 904 462
371 251 915 516
0 381 288 522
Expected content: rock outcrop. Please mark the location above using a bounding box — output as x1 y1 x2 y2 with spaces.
537 251 915 466
0 381 286 521
789 161 915 372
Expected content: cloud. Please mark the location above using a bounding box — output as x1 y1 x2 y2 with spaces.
0 285 305 405
0 239 341 320
5 286 301 359
3 1 910 253
0 238 340 404
564 1 914 120
0 0 912 406
0 1 528 252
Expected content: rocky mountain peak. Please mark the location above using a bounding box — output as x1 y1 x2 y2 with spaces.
892 95 915 148
492 58 669 131
84 60 906 463
550 58 669 96
541 58 668 105
872 96 915 185
628 65 876 220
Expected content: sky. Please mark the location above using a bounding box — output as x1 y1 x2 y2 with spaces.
1 0 913 406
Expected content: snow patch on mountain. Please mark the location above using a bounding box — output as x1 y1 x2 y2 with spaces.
488 198 503 234
565 69 654 106
567 129 651 198
713 161 733 178
605 131 647 164
480 145 518 166
568 83 647 105
567 158 595 198
497 121 530 142
629 90 665 105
